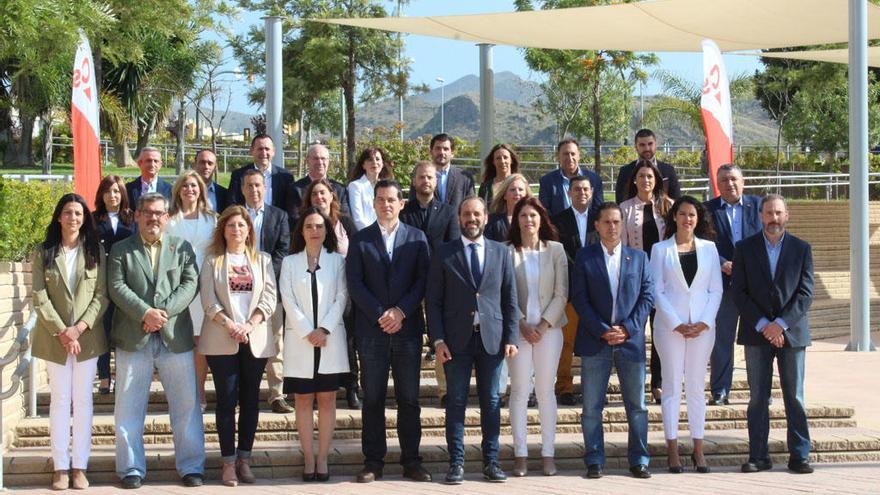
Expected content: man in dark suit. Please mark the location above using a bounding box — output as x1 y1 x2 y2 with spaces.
550 175 599 406
228 134 294 210
731 194 814 475
704 164 763 405
286 143 349 227
126 147 173 206
614 129 681 203
346 179 432 483
193 149 231 213
538 139 604 217
426 196 519 485
409 134 475 211
571 202 654 480
241 169 293 414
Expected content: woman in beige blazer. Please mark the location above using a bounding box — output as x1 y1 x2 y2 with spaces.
280 207 349 481
506 197 568 477
649 196 722 473
32 193 108 490
198 205 277 486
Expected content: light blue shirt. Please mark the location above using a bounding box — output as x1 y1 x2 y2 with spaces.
722 197 744 244
205 182 217 212
559 168 584 210
437 167 450 203
261 167 273 205
756 231 788 333
247 205 265 251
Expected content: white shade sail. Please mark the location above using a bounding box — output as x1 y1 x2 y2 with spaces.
756 46 880 67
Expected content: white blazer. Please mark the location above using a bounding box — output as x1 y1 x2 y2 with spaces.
649 236 723 333
279 249 350 378
347 174 377 231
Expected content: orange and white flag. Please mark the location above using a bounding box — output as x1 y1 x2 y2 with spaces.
700 39 733 196
71 31 101 209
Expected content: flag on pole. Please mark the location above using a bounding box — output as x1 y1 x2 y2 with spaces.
71 31 101 209
700 39 733 196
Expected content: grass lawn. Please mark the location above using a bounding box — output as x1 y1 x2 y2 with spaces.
0 163 235 188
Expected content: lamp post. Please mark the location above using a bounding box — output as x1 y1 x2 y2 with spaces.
436 76 445 133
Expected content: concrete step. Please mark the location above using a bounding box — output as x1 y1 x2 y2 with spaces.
5 427 880 486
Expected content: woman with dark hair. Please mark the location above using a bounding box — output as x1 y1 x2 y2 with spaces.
478 144 520 204
347 147 394 231
280 207 349 481
32 193 108 490
619 159 673 403
93 175 135 395
299 179 356 257
649 196 721 473
485 173 532 242
505 197 568 477
198 205 277 486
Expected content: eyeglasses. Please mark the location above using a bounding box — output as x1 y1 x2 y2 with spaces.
139 209 167 218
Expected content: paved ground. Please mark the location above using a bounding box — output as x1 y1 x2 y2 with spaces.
9 463 880 494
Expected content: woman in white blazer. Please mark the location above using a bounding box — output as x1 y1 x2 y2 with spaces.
649 196 723 474
506 197 568 477
199 205 277 486
346 147 394 231
280 207 349 481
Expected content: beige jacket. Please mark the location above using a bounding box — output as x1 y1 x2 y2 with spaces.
509 240 569 329
619 195 674 251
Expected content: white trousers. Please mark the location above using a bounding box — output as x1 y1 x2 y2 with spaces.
508 328 563 457
46 354 98 470
654 326 715 440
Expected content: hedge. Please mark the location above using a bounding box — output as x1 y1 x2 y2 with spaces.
0 178 73 261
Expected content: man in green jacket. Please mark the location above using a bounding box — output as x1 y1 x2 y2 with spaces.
107 192 205 489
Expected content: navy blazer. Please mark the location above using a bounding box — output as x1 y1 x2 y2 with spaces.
258 205 290 282
409 166 475 210
345 222 430 339
731 232 814 348
483 212 509 243
426 238 519 355
399 198 460 253
538 167 604 217
551 206 600 300
228 164 294 211
126 177 172 207
96 216 136 257
571 243 654 362
209 182 232 214
615 160 681 204
704 195 763 288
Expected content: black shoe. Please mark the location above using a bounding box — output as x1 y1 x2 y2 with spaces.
440 395 447 408
270 398 294 413
121 475 142 489
444 464 464 485
527 392 537 408
668 465 684 474
558 392 577 406
315 472 330 482
403 464 432 482
787 460 814 474
586 464 603 479
707 392 729 406
741 459 773 473
346 387 362 410
482 462 507 482
302 471 316 482
691 454 710 473
355 466 382 483
629 464 651 479
181 473 204 487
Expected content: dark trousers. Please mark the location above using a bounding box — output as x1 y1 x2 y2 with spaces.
649 310 662 391
206 344 268 459
710 290 739 395
96 303 115 380
358 333 423 469
444 332 504 466
344 309 359 390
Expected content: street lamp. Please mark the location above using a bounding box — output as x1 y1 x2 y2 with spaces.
436 76 445 133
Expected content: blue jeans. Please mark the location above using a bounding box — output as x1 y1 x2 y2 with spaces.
710 291 739 395
444 332 503 466
358 333 423 469
744 344 810 463
580 345 649 467
114 334 205 479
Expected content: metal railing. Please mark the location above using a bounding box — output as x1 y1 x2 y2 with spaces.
0 312 33 490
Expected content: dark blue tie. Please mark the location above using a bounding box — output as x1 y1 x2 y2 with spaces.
469 243 482 289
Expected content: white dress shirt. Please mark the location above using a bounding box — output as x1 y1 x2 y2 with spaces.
461 236 485 325
378 220 399 261
602 241 622 322
573 207 590 248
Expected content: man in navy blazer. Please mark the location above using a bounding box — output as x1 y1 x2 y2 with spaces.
346 179 432 483
571 202 654 479
126 147 172 206
193 149 231 213
731 194 814 475
703 164 763 405
409 134 475 211
614 129 681 203
538 139 604 217
285 143 349 228
228 134 293 210
426 196 519 484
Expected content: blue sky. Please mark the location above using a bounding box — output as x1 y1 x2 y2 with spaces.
222 0 763 113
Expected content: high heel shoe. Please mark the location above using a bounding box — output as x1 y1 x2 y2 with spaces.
667 454 683 473
691 454 710 473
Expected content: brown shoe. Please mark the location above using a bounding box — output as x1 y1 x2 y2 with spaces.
52 470 69 490
542 457 557 476
236 457 256 484
512 457 528 477
221 461 238 487
70 469 89 489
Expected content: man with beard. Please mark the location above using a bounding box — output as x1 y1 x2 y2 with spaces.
731 194 814 475
614 129 681 204
426 196 518 484
409 134 474 211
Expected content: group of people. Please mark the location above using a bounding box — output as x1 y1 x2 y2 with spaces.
31 129 815 491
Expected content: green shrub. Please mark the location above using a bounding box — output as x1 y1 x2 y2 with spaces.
0 178 72 261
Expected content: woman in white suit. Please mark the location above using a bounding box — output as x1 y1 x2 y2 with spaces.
346 147 394 231
280 207 349 481
199 205 277 486
506 197 568 477
649 196 723 474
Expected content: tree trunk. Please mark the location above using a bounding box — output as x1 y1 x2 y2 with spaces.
10 114 36 167
344 38 357 174
298 109 306 177
176 102 186 174
111 131 134 168
591 76 602 176
135 114 154 158
41 111 53 174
